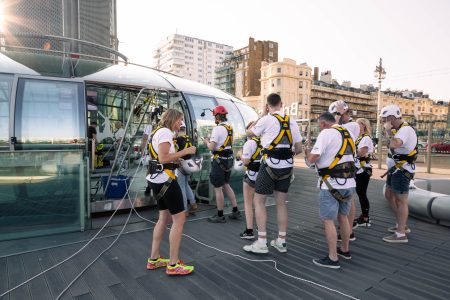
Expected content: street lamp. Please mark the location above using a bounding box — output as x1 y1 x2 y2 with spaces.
374 58 386 169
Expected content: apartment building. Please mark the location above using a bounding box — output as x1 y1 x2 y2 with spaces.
153 34 233 86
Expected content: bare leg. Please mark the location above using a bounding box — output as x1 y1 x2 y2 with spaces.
274 191 288 233
168 211 186 265
395 193 409 234
385 186 398 216
214 187 224 211
150 210 170 259
223 183 238 207
348 197 356 232
243 181 255 230
253 193 267 233
338 214 350 252
323 219 338 261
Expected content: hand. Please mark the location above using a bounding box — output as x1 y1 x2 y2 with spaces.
202 137 209 145
184 146 197 155
262 104 269 116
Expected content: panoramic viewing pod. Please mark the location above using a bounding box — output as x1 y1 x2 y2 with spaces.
0 49 258 241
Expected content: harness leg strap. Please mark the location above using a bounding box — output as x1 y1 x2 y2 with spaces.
264 163 293 181
155 178 173 201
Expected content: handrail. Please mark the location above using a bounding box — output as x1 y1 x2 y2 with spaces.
0 32 128 63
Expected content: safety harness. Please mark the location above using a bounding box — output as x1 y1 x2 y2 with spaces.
356 134 373 176
148 125 177 200
246 137 263 173
262 113 294 181
381 123 418 180
174 134 193 159
212 123 234 172
317 125 357 201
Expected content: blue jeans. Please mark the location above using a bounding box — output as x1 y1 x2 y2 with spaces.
318 188 355 220
386 170 411 194
176 169 196 210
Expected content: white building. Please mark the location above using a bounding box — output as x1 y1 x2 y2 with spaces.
153 34 233 86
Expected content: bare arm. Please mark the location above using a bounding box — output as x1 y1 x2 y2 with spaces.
141 134 149 152
294 142 302 155
357 146 369 157
307 153 321 164
246 129 256 138
158 142 196 164
242 158 251 165
203 137 218 151
389 138 403 149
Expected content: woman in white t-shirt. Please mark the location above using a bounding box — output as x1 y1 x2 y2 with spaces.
354 118 374 227
146 109 196 276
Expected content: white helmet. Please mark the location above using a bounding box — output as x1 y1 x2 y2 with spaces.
233 158 245 172
328 100 349 114
179 157 203 174
380 104 402 118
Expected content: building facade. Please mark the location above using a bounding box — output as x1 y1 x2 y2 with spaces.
258 58 312 119
2 0 118 60
153 33 233 86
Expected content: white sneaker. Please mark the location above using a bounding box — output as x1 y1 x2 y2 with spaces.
270 239 287 253
243 241 268 254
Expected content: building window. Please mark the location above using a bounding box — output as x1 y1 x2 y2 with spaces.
277 67 282 73
277 79 281 86
269 51 273 57
299 71 303 76
269 43 274 48
306 71 309 77
299 81 303 89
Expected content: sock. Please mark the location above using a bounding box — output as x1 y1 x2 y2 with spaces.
218 210 224 217
232 206 238 213
277 232 286 244
395 232 406 238
257 231 267 245
246 228 253 234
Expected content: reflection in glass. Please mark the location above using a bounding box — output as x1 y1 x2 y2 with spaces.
185 94 217 151
216 99 246 147
235 102 258 128
0 74 13 149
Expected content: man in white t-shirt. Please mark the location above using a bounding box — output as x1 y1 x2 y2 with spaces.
243 93 302 254
329 100 360 240
380 104 417 244
203 105 240 223
305 112 356 269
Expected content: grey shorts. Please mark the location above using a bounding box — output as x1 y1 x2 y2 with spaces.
210 158 232 188
386 170 411 194
255 163 292 195
244 174 256 188
318 188 355 220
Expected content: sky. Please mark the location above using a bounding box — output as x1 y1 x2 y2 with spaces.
117 0 450 101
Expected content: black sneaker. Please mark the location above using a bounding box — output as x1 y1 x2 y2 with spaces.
239 230 255 240
337 247 352 260
208 214 226 223
228 210 242 220
356 215 371 227
337 233 356 242
313 256 340 269
352 220 358 229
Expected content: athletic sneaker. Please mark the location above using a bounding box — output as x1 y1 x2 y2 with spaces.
228 210 242 220
337 247 352 260
313 256 340 269
147 256 169 270
243 241 269 254
337 232 356 242
270 239 287 253
383 234 408 243
356 215 371 227
352 220 358 229
166 260 194 276
239 230 255 240
189 203 198 212
387 226 411 234
208 214 226 223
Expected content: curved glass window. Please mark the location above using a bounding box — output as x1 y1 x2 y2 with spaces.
216 99 246 147
234 102 259 128
185 94 217 151
14 79 85 150
0 74 13 150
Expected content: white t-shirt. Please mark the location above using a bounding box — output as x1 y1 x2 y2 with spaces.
114 128 125 140
356 135 374 174
342 121 360 143
311 127 356 190
146 127 176 184
386 123 418 174
251 111 302 169
242 139 260 181
143 124 153 136
210 122 233 157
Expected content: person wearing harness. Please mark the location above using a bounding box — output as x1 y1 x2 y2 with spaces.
305 112 356 269
203 105 241 223
354 118 374 227
380 104 417 243
239 121 263 240
243 93 302 254
329 100 360 241
146 109 196 276
174 121 197 217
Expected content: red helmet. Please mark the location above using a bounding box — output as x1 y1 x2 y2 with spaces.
213 105 228 116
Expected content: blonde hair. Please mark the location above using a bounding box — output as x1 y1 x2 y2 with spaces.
356 118 372 137
159 109 183 130
115 121 122 129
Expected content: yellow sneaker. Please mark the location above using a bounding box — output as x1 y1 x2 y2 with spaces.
147 256 169 270
166 260 194 276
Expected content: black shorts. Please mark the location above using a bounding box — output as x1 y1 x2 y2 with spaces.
210 158 233 188
151 180 184 215
244 174 256 188
255 163 292 195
